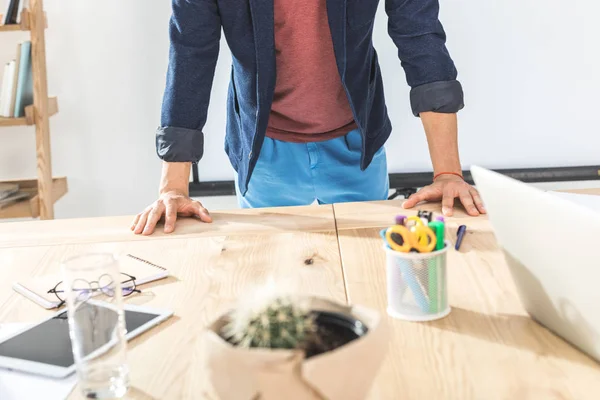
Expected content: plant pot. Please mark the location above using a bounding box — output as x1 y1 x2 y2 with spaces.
304 311 368 358
204 297 388 400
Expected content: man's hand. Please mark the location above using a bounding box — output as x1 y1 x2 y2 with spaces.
402 174 486 217
412 111 482 216
131 161 212 235
131 190 212 235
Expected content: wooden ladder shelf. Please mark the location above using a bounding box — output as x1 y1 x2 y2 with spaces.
0 0 65 220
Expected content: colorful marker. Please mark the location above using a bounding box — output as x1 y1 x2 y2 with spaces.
428 221 445 313
455 225 467 251
395 215 407 226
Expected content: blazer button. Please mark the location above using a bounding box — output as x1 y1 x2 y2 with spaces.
248 151 253 159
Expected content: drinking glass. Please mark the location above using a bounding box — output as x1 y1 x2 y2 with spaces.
62 253 130 399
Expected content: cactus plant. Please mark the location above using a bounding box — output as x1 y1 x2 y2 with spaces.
222 295 317 350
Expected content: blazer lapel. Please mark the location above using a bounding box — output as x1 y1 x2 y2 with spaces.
248 0 275 107
327 0 347 79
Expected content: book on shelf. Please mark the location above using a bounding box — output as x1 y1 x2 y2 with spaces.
4 0 18 25
0 63 10 117
0 182 19 201
16 0 25 23
0 180 29 211
0 190 29 209
1 60 15 117
13 40 32 117
3 0 26 25
9 42 21 117
0 40 32 118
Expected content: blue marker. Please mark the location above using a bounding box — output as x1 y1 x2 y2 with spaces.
455 225 467 250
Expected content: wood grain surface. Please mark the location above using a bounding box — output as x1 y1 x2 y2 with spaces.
556 188 600 195
334 200 600 400
0 204 335 248
0 231 346 399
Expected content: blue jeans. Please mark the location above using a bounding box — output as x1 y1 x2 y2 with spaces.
235 129 389 208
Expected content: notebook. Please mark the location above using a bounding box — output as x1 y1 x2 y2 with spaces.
13 254 169 309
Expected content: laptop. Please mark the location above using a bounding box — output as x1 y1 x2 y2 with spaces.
471 165 600 362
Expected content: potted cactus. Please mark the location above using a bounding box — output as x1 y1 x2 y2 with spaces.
204 288 388 400
222 295 368 358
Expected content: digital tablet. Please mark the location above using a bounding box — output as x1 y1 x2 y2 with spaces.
0 303 173 378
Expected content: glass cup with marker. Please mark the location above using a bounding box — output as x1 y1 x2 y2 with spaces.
60 253 133 399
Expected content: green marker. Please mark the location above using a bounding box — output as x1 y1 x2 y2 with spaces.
428 221 445 313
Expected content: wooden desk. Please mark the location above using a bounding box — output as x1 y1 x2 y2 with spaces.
0 204 335 249
1 193 600 399
334 199 600 400
0 205 346 399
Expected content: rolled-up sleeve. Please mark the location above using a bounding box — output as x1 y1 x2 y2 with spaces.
157 0 222 162
386 0 464 117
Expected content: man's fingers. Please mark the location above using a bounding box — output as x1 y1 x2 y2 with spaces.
130 214 141 231
134 210 149 235
142 205 165 235
164 202 177 234
402 189 432 209
470 189 486 214
441 189 456 217
132 193 214 235
459 189 479 216
402 193 423 209
194 202 213 223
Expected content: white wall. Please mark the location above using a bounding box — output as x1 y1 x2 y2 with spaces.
0 0 238 217
0 0 598 219
377 0 600 171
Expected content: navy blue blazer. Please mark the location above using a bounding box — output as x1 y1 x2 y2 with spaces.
156 0 464 194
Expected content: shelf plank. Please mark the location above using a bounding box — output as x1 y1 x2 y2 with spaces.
0 23 23 32
0 177 68 219
0 10 30 31
25 96 58 124
0 96 58 127
0 10 46 32
0 116 28 127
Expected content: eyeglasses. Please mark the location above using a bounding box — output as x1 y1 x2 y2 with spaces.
47 272 141 308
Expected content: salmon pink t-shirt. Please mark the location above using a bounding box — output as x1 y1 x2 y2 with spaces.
266 0 357 143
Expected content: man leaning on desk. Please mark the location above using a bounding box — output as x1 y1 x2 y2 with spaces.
132 0 487 235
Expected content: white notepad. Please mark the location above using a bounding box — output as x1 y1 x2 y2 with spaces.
13 254 169 309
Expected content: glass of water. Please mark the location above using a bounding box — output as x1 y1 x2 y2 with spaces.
62 253 130 399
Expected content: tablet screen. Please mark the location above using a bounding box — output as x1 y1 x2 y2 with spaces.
0 304 159 367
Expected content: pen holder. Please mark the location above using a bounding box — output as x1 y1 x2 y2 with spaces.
384 241 451 322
